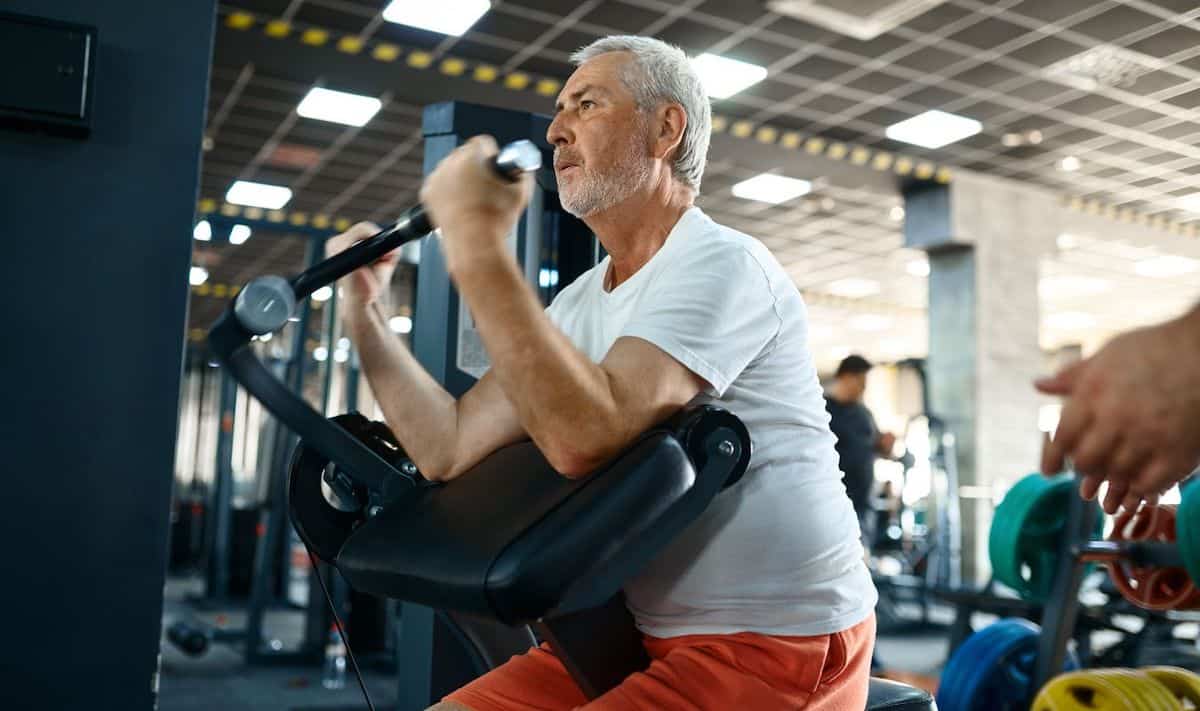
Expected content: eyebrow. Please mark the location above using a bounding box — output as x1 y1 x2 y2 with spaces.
554 84 610 113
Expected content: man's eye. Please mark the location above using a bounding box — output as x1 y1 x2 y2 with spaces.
581 100 595 110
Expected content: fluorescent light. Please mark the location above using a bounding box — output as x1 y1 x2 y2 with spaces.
226 180 292 209
889 206 905 222
313 346 328 362
885 110 982 149
1177 193 1200 214
906 258 930 277
1134 255 1198 278
189 266 209 286
333 348 350 363
731 173 812 204
312 286 334 302
1058 156 1081 172
1057 233 1078 250
229 224 252 245
691 53 768 99
389 315 413 334
382 0 490 36
193 220 211 242
538 268 559 288
826 278 880 299
849 314 892 331
1038 275 1112 299
1046 311 1096 330
297 87 383 127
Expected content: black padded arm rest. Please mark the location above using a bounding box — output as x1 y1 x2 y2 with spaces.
866 678 936 711
333 406 748 625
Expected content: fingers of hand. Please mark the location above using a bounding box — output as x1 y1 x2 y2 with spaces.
1044 400 1091 474
1079 474 1104 501
1034 359 1086 395
326 221 380 257
1102 479 1128 515
1071 421 1121 478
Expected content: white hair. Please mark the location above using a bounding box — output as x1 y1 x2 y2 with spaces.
570 35 711 192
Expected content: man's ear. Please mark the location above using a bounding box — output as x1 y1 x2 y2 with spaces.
653 103 687 161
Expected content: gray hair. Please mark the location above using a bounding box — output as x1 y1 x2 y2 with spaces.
570 35 711 193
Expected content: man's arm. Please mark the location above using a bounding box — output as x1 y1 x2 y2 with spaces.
450 252 705 477
343 303 526 481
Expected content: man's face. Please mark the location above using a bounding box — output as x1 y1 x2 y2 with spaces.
547 52 652 218
847 372 868 401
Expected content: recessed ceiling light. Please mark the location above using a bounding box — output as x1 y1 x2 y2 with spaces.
229 224 252 245
311 286 334 302
1177 193 1200 214
313 346 329 362
692 53 768 99
226 180 292 209
1046 311 1096 330
826 278 881 299
889 206 905 222
731 173 812 204
906 258 930 277
193 220 211 242
849 314 892 331
297 87 383 127
1038 275 1112 299
189 266 209 286
382 0 490 36
1134 255 1198 278
333 348 350 363
1058 156 1081 172
1057 233 1079 250
389 315 413 334
885 110 982 149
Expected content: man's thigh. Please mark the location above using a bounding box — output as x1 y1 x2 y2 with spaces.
443 643 588 711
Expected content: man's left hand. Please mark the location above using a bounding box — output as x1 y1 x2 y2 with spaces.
420 135 534 276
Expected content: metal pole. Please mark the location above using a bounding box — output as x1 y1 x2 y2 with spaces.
1032 479 1096 690
245 235 321 664
206 369 238 599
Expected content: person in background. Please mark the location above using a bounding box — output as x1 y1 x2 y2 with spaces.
825 355 898 550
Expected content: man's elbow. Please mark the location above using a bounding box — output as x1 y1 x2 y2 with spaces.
543 440 608 479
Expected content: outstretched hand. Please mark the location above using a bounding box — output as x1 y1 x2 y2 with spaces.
1037 308 1200 513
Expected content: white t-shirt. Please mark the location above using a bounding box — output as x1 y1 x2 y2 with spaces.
545 206 877 638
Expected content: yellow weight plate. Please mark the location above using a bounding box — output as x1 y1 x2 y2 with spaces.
1144 667 1200 708
1033 670 1140 711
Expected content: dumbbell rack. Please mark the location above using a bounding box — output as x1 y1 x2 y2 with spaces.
1032 483 1189 691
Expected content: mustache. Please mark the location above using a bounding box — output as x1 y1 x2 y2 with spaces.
554 150 583 166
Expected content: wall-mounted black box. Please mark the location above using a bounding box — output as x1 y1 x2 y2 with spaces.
0 11 97 138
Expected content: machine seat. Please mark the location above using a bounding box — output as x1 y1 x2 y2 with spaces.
867 677 937 711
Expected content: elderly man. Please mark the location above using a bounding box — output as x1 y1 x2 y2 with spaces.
328 35 876 711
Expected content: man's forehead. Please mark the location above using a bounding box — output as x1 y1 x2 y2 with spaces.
556 52 630 101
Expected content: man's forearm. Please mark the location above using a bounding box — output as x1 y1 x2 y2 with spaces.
452 252 624 474
343 303 460 478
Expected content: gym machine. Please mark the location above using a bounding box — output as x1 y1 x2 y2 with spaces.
207 102 936 711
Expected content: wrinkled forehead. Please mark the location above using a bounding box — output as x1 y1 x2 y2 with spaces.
556 51 637 105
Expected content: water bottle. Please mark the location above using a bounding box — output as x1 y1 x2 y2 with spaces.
321 625 347 690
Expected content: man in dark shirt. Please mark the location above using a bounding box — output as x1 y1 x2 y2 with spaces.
825 355 896 549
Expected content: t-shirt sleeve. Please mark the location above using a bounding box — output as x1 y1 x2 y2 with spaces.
619 243 782 397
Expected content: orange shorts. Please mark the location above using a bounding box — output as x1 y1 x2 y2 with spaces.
444 614 875 711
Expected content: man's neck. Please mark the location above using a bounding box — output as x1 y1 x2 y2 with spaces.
583 171 694 290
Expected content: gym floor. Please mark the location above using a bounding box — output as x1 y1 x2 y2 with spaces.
158 575 950 711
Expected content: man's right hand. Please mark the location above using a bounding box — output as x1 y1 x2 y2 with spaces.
324 221 398 312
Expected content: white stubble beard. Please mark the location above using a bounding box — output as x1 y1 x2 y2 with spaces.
558 121 653 218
